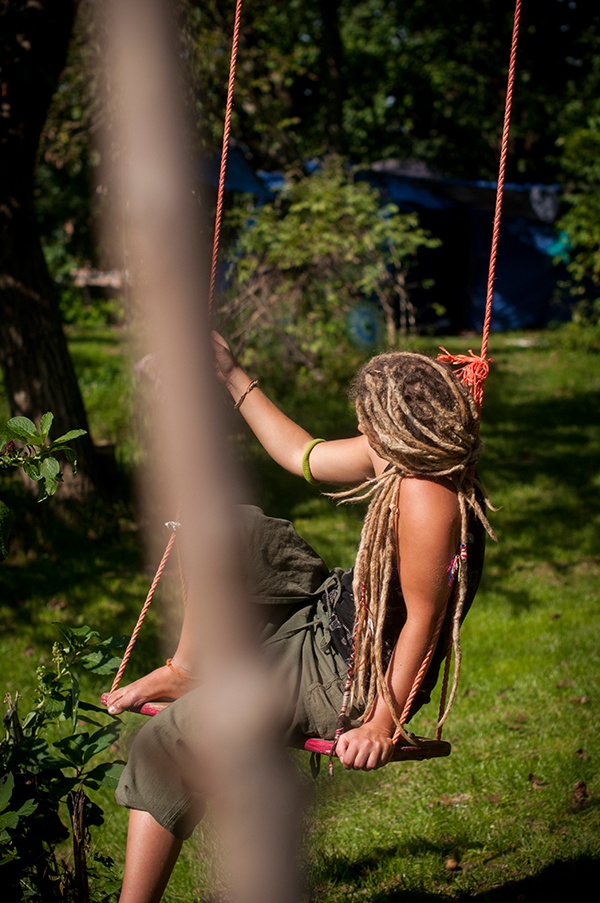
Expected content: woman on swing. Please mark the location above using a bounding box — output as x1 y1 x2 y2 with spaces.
106 332 493 903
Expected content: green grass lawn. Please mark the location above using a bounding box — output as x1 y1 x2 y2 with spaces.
1 326 599 900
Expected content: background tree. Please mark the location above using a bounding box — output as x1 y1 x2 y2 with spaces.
33 1 600 310
221 158 439 387
184 0 600 180
3 0 600 497
0 0 100 498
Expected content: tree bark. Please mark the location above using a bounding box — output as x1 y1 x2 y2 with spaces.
0 0 101 498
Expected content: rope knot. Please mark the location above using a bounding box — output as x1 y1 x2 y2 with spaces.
437 347 492 407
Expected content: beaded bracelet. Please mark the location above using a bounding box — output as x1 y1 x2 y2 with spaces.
301 438 326 485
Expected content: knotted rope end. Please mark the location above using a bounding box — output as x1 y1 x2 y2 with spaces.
437 347 492 407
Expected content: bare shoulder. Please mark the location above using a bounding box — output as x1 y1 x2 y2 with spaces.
399 476 460 532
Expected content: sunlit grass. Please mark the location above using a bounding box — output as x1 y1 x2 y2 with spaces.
1 326 599 900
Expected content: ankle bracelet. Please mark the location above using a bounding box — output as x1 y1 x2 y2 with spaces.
166 658 197 681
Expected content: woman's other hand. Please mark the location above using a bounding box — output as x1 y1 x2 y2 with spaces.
335 723 395 770
212 331 238 385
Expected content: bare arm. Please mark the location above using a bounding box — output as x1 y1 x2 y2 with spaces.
335 477 461 769
214 332 375 485
105 334 375 713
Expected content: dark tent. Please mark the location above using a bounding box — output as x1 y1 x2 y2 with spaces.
362 161 570 332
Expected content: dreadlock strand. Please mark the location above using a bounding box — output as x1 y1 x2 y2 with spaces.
351 474 398 711
437 492 469 729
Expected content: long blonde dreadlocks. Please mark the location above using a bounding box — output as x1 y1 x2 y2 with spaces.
332 351 496 739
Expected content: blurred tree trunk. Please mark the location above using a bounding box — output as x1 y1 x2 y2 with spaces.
0 0 101 499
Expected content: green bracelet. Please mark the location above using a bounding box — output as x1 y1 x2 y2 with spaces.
301 438 326 485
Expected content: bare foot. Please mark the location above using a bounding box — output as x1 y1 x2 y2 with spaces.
104 664 196 715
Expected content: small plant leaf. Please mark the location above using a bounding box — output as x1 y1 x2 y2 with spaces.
21 461 42 481
84 761 125 790
37 456 61 501
58 624 100 645
6 416 39 440
52 733 88 768
81 722 121 764
39 412 54 438
15 799 38 819
0 811 20 832
0 774 15 810
40 457 60 480
51 429 87 444
81 650 124 675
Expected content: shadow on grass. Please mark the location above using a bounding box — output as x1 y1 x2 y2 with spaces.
457 857 600 902
0 489 167 677
313 852 600 902
477 370 600 608
483 353 600 504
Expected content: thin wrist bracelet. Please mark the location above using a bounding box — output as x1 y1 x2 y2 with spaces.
233 378 259 410
301 438 326 485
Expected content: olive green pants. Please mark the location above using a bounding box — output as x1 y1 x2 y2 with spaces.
115 506 356 838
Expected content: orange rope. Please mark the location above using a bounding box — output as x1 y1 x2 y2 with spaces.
107 4 243 698
433 1 522 737
109 526 179 694
396 601 448 732
435 589 460 740
207 0 243 317
438 0 522 407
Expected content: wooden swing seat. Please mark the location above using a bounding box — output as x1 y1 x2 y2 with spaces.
301 736 451 762
100 695 450 762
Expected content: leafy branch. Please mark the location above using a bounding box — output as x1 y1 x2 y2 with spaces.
0 412 86 503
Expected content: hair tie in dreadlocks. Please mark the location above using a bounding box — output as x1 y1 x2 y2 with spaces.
330 351 496 736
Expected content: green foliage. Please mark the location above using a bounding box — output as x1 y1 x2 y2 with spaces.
186 0 322 162
0 413 86 561
185 0 600 181
221 157 439 388
59 290 125 330
0 624 126 902
42 240 126 329
29 0 600 350
0 413 86 502
557 114 600 291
